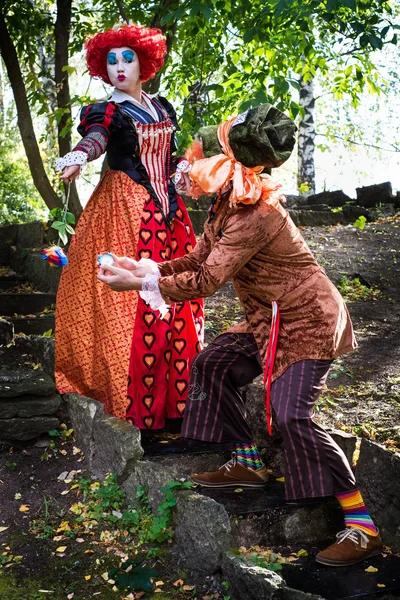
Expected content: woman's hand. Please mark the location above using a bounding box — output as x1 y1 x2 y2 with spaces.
97 265 143 291
112 255 159 278
60 165 80 183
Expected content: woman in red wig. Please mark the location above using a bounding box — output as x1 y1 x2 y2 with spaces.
55 25 204 429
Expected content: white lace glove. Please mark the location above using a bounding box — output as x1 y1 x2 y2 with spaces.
55 151 88 174
140 271 170 318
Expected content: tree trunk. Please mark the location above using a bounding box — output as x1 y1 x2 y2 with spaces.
0 11 62 211
297 76 316 196
55 0 82 218
144 0 179 95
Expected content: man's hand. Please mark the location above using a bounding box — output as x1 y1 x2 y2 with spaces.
112 255 159 278
97 265 143 291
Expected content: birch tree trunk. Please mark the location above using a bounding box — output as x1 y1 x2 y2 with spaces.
297 76 316 196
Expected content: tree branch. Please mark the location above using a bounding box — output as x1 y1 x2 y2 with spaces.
316 132 400 153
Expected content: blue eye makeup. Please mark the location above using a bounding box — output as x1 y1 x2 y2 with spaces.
122 50 135 63
107 52 117 65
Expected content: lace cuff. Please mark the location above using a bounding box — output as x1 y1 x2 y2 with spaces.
140 273 170 318
174 158 191 188
55 151 88 174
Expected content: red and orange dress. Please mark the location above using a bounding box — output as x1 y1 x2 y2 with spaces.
55 91 204 427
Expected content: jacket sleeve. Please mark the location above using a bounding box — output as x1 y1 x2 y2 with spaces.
158 232 212 276
158 205 267 302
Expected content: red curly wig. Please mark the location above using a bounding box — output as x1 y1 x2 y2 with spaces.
85 25 167 84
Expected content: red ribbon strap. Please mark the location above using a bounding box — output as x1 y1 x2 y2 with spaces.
264 300 280 435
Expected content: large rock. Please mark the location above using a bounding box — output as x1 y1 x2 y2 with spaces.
15 336 55 377
341 205 370 222
222 552 283 600
0 369 56 398
282 195 308 209
0 416 59 441
0 318 13 345
328 429 357 468
9 247 61 293
244 380 283 448
64 393 104 460
91 414 143 481
231 502 343 548
222 552 325 600
15 221 46 248
174 492 231 573
289 210 341 228
307 190 352 208
0 393 61 418
356 182 393 207
355 439 400 551
123 460 182 511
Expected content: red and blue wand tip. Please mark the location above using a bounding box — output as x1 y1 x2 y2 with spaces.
42 246 68 267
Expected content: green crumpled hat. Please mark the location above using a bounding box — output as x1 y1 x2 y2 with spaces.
197 103 297 169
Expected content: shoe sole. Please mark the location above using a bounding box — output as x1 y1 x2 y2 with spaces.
190 477 269 488
315 548 383 567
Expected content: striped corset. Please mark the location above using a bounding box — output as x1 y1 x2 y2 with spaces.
135 118 175 217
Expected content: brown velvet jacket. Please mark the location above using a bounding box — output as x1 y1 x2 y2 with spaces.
158 196 357 381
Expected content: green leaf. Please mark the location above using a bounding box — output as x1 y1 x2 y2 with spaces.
65 224 75 235
339 0 356 10
51 221 67 231
65 212 75 225
368 34 383 49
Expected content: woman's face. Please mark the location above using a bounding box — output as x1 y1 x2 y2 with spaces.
106 46 141 92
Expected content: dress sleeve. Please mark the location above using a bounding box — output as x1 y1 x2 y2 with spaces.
55 102 123 171
74 102 122 162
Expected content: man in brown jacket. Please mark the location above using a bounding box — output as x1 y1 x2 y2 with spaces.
98 105 383 567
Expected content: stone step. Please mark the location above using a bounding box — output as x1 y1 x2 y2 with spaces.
10 315 55 336
0 292 56 316
281 547 400 600
0 275 26 291
224 545 400 600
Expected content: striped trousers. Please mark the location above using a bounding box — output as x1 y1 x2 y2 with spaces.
181 333 357 500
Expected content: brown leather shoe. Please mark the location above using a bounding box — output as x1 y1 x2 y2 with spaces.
315 527 384 567
190 453 269 488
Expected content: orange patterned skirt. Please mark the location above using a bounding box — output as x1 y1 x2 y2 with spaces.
55 170 203 423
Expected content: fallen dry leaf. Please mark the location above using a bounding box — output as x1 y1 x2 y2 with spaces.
276 477 285 482
0 527 9 533
174 579 184 587
296 549 309 557
55 546 67 553
377 584 386 588
365 565 378 573
19 505 30 512
84 575 91 580
183 585 195 591
155 581 165 586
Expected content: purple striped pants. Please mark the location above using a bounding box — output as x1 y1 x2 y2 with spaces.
181 333 356 500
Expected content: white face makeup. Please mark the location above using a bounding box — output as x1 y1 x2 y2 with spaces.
106 46 141 95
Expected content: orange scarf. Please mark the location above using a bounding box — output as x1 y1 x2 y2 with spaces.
187 116 282 206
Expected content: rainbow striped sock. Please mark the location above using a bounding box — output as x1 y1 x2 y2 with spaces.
336 489 379 536
235 441 264 471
